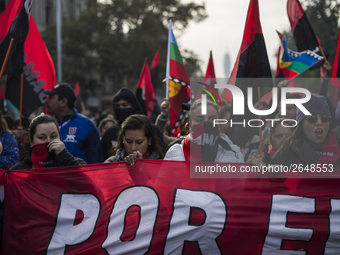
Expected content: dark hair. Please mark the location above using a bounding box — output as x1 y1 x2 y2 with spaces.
262 119 295 156
112 114 164 158
218 103 232 119
13 118 30 130
97 110 115 128
0 110 8 134
58 94 75 109
98 118 116 134
20 115 60 160
179 115 190 136
270 121 332 166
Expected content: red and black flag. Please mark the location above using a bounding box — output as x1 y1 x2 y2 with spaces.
221 0 272 102
6 16 56 118
196 51 216 100
150 47 160 92
287 0 321 54
136 58 161 123
74 81 85 112
0 0 32 75
331 28 340 88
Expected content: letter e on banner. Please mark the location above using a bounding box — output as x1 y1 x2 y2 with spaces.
164 189 227 254
324 199 340 254
46 194 101 255
262 195 315 254
102 186 159 255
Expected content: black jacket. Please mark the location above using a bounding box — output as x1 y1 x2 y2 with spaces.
9 149 86 170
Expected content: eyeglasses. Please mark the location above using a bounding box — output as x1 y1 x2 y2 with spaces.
305 115 331 124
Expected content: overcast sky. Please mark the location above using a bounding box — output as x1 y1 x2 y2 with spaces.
178 0 290 78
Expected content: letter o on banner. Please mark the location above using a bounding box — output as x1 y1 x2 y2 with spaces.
102 186 159 255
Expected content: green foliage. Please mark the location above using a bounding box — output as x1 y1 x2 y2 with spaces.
42 0 207 97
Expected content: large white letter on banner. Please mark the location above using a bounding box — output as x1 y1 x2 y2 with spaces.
281 87 311 116
164 189 227 254
46 194 100 255
324 199 340 254
262 195 315 255
102 186 159 255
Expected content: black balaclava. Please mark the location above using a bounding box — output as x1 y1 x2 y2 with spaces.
113 88 143 125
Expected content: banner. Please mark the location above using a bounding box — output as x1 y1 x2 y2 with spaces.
1 161 340 254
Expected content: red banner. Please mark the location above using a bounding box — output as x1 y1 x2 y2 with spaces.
1 161 340 254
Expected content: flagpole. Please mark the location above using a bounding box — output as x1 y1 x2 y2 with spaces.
165 19 172 99
81 101 86 113
257 87 263 154
56 0 62 82
318 45 328 62
19 73 23 126
0 39 14 82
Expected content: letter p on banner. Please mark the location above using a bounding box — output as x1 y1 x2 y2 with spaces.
46 194 101 255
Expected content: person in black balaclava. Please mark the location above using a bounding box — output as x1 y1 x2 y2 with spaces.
112 88 144 125
101 88 164 160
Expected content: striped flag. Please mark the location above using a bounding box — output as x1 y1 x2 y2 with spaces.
166 21 191 136
279 38 323 80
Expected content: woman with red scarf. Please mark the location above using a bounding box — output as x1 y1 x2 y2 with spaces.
270 94 340 169
164 99 244 162
10 115 86 170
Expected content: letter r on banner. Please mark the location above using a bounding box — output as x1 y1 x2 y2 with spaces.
164 189 227 254
46 194 100 255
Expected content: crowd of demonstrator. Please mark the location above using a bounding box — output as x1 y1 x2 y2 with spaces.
1 62 340 171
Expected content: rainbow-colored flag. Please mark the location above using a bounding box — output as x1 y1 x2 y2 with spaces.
166 20 191 136
280 38 323 80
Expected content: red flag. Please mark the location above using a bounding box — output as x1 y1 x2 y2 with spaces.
74 81 81 96
74 81 85 112
221 0 272 101
150 47 160 92
136 58 161 123
6 16 56 117
196 51 216 100
0 0 32 75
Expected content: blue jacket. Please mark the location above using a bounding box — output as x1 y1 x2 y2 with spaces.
0 131 19 169
56 109 103 164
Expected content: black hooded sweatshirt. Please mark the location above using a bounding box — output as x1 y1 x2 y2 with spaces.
101 88 163 160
